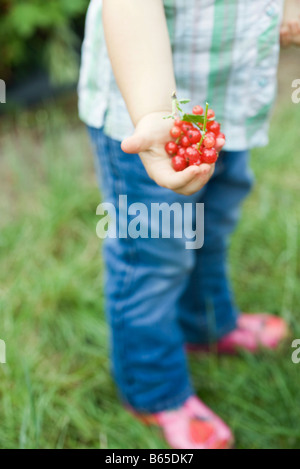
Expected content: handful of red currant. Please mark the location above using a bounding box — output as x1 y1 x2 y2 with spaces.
164 97 225 172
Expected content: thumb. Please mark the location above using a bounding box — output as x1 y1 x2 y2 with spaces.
121 130 151 154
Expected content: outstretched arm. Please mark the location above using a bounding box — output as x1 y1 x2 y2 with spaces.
102 0 214 196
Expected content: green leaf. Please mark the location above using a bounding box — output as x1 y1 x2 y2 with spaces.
178 99 191 104
182 113 205 124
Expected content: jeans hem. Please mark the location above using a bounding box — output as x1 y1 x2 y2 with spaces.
185 312 240 346
215 314 240 340
123 385 194 414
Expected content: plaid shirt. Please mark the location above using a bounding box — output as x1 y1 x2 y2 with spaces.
78 0 283 150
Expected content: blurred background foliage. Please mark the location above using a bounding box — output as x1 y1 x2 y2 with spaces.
0 0 300 450
0 0 88 85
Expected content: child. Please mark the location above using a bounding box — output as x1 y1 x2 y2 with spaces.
78 0 295 449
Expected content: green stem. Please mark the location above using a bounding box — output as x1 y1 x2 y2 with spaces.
171 91 181 119
203 102 209 133
197 102 209 151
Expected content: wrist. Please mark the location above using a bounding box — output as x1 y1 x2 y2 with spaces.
132 106 173 127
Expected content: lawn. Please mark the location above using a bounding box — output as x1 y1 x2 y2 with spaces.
0 75 300 448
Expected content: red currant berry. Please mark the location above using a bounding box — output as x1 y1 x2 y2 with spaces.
181 135 190 147
165 141 178 156
207 109 215 120
217 132 225 139
172 155 188 172
207 121 221 135
177 147 186 157
203 133 216 149
201 148 218 164
181 122 193 134
174 117 183 127
185 146 200 159
170 126 182 139
192 105 204 115
188 153 202 166
187 129 201 144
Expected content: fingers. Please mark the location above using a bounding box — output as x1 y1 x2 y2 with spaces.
215 137 226 153
280 18 300 47
289 18 300 46
288 20 300 36
154 163 215 196
153 164 202 190
280 25 291 47
121 132 152 154
175 164 215 195
121 134 144 154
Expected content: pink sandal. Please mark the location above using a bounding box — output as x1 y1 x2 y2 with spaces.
187 313 289 354
129 396 234 449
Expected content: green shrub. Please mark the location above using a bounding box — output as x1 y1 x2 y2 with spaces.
0 0 89 84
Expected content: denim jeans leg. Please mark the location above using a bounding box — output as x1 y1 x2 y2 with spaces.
178 150 254 344
88 126 196 413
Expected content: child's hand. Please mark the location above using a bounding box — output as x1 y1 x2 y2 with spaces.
280 0 300 46
121 112 215 196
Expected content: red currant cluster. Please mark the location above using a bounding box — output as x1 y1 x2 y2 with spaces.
165 104 226 172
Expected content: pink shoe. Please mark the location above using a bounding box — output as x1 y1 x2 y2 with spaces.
187 313 289 355
129 396 234 449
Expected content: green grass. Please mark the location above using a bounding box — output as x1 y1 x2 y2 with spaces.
0 97 300 449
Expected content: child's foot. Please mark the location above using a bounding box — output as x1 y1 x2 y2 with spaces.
130 396 234 449
280 0 300 46
187 313 288 355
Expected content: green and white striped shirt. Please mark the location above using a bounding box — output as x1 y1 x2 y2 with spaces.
78 0 283 151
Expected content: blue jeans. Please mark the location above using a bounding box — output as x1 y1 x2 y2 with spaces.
88 127 254 413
